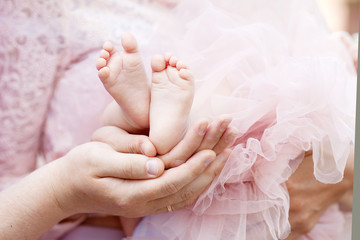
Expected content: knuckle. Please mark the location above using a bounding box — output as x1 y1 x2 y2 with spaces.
181 189 195 202
184 197 196 207
114 198 126 210
116 196 134 210
163 182 181 195
128 140 141 154
177 198 194 209
72 143 99 166
176 201 186 210
121 159 135 179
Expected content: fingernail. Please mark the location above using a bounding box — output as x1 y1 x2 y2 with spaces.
204 157 215 167
197 122 208 136
219 120 230 132
226 129 238 143
146 159 160 177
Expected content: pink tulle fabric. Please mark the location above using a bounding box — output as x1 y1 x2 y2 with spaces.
0 0 355 239
132 0 356 239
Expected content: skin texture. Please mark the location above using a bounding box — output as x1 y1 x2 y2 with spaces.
94 117 237 236
96 33 232 236
97 33 150 131
0 119 233 240
97 34 196 155
149 53 194 155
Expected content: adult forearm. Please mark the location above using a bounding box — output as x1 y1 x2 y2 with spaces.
0 160 69 240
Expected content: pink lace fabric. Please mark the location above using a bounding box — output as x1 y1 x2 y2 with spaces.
0 0 71 188
0 0 172 239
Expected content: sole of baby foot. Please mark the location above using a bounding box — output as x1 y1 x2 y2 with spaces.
96 33 150 130
149 54 195 155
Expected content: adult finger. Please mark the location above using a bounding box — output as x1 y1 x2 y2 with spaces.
138 149 217 201
160 118 210 168
151 149 231 214
197 117 232 152
91 126 156 157
95 149 165 179
212 127 238 154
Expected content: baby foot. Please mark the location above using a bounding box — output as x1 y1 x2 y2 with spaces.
149 54 194 155
96 33 150 130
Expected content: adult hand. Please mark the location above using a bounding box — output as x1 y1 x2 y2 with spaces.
0 139 165 240
0 117 235 240
93 116 238 169
285 149 353 239
93 117 236 236
56 141 230 217
0 140 229 240
91 117 237 213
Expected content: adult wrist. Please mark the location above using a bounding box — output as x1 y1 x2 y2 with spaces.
45 157 80 219
0 159 73 239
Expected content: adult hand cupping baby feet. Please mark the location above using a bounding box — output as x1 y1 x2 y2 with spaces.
94 33 236 237
58 130 230 217
91 118 233 214
92 117 235 236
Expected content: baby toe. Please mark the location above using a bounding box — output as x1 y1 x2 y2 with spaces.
99 49 110 60
164 52 173 63
103 41 114 53
98 67 110 81
179 68 194 81
121 33 138 53
169 56 178 67
96 58 107 70
151 54 167 72
176 60 187 70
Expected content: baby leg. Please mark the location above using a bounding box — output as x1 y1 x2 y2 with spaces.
97 33 150 131
149 54 194 155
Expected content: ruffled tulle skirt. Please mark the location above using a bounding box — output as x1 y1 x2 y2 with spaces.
133 0 356 239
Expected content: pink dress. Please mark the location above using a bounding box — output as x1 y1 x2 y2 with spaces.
131 0 356 239
0 0 355 239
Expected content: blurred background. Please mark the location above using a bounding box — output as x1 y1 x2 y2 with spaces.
317 0 359 34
